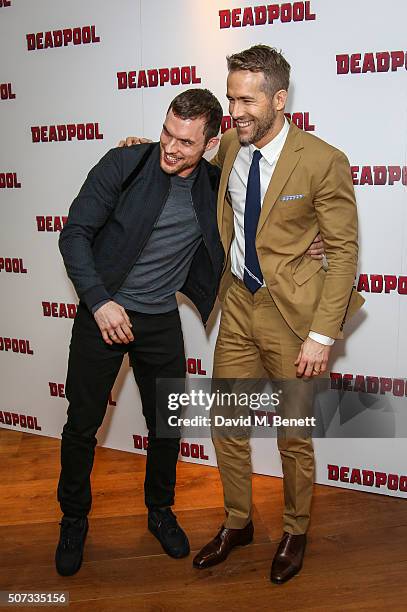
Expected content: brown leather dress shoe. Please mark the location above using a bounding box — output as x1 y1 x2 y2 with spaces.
193 521 254 569
270 532 306 584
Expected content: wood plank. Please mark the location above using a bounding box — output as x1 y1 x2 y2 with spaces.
2 540 407 605
0 428 22 456
0 506 270 570
2 515 407 598
1 430 406 612
66 569 407 612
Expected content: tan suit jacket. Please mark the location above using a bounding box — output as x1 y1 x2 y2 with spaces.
212 122 365 340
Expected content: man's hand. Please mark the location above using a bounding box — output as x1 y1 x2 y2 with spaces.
94 301 134 345
306 233 324 259
294 337 331 378
117 136 153 147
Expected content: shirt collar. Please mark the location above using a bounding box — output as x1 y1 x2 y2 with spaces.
249 117 290 166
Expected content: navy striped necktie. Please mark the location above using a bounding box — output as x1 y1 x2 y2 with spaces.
243 149 263 293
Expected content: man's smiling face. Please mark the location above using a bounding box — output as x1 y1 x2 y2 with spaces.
227 69 280 148
159 109 209 178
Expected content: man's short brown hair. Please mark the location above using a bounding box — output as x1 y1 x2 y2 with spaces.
227 45 291 97
167 89 223 143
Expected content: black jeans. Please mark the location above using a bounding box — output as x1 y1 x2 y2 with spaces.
57 304 186 518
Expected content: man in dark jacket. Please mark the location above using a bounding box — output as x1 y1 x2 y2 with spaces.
56 89 224 576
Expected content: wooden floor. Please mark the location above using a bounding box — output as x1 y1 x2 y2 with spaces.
1 429 406 611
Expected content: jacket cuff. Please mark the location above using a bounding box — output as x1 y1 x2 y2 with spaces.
81 285 111 312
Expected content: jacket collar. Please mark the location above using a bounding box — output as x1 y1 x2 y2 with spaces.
217 121 304 236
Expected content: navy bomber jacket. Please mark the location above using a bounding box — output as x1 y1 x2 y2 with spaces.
59 143 224 325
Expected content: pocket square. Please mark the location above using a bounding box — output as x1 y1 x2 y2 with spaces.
280 194 305 201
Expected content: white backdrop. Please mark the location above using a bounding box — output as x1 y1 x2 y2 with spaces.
1 0 406 498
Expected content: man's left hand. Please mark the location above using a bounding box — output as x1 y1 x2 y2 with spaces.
294 337 331 378
307 233 324 259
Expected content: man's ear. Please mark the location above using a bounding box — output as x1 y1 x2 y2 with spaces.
204 137 220 153
274 89 288 111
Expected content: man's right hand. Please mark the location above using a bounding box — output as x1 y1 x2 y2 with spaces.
94 301 134 345
117 136 152 147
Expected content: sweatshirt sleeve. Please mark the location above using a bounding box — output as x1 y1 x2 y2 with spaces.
59 147 123 311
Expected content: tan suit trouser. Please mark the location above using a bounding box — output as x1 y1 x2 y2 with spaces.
212 278 315 534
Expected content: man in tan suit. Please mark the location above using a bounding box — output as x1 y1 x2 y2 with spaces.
192 45 364 583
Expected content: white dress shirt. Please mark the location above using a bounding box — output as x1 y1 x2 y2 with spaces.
227 118 334 346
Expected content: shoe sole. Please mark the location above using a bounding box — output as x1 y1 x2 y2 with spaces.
148 523 190 559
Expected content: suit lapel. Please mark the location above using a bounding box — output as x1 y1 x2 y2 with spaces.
217 137 240 239
257 122 304 235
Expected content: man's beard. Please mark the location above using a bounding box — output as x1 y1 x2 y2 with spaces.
237 107 277 146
